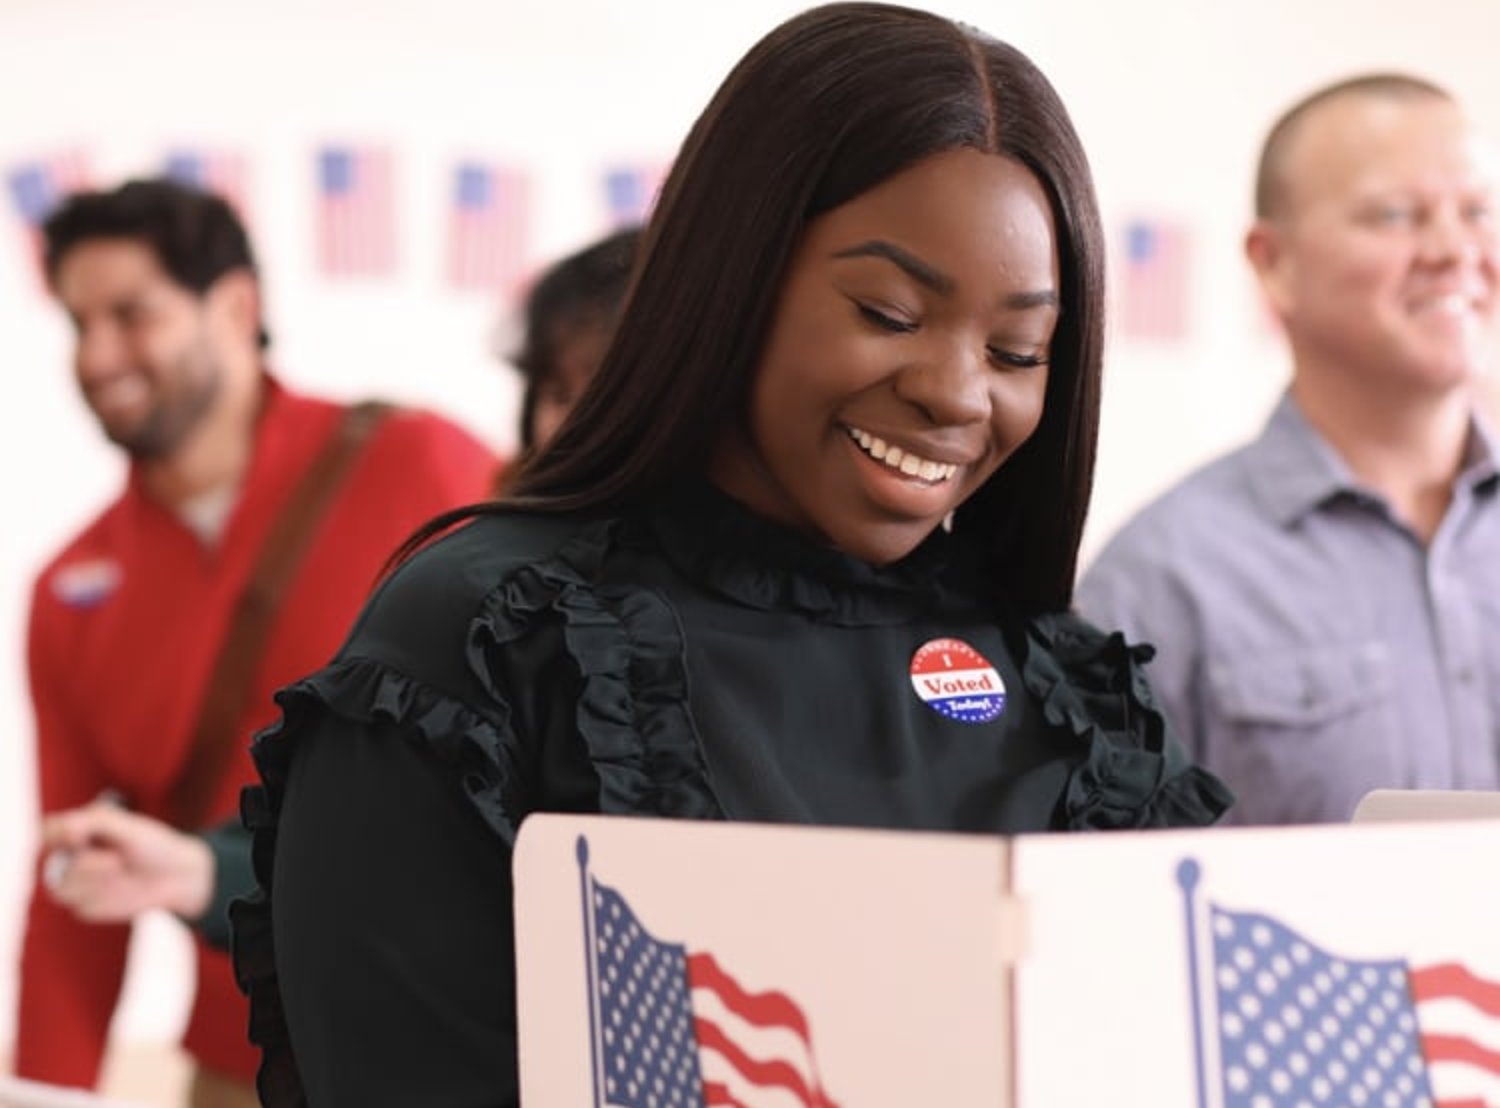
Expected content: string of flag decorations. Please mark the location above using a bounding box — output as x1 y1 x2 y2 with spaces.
6 147 1203 343
3 146 669 295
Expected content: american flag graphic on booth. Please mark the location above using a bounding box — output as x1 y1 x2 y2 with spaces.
1119 217 1191 342
163 148 251 220
582 843 840 1108
1204 903 1500 1108
446 161 529 291
315 145 396 277
602 163 666 228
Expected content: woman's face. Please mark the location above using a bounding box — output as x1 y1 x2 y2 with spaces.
709 147 1060 565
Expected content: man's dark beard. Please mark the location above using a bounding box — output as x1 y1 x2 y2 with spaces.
105 367 222 460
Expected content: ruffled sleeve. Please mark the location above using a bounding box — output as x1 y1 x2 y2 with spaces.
233 654 521 1106
232 512 723 1104
465 519 720 820
1017 612 1234 829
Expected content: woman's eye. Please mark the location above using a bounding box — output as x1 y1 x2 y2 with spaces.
856 303 917 333
988 346 1048 370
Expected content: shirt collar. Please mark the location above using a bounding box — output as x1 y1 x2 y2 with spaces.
1246 390 1500 528
1245 393 1355 527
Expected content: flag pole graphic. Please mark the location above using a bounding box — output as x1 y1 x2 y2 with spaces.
578 835 604 1108
1177 858 1212 1108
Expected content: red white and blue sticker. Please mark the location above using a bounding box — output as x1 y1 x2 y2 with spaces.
50 558 122 609
909 637 1006 724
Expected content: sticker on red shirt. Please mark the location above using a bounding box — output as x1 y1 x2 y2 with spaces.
51 558 122 609
909 637 1006 724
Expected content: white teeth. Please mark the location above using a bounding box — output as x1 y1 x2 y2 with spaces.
1416 292 1479 316
845 426 958 483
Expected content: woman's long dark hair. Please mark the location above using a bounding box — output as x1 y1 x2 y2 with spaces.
404 1 1105 615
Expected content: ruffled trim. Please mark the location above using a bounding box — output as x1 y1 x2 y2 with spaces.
1018 613 1234 829
233 657 519 1106
468 518 722 820
643 479 970 625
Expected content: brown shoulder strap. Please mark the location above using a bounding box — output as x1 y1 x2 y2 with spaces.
167 400 392 828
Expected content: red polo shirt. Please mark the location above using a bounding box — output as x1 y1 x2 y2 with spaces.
17 378 497 1087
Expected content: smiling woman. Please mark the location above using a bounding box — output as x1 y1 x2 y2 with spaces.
710 148 1060 566
231 4 1234 1105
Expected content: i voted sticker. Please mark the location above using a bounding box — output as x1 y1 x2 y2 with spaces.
909 637 1006 724
51 558 122 609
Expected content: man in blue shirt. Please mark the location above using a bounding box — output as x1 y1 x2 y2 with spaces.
1077 74 1500 825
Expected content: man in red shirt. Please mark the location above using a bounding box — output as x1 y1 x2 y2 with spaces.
14 178 497 1106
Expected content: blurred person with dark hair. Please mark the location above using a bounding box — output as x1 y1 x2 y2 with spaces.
14 177 496 1106
231 6 1230 1104
512 224 643 459
1078 74 1500 825
37 225 647 957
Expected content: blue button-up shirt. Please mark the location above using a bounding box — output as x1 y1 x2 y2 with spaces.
1076 392 1500 825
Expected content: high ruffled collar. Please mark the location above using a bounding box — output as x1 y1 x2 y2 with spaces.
636 479 991 626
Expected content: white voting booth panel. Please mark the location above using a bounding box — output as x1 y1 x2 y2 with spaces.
515 813 1500 1108
513 814 1012 1107
1013 818 1500 1106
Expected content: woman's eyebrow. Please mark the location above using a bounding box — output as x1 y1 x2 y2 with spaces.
832 239 953 295
833 239 1059 310
1005 288 1059 310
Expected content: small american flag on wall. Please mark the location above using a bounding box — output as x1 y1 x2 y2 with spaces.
1119 217 1191 342
5 151 90 283
315 145 396 277
446 161 529 291
602 161 667 228
162 148 252 223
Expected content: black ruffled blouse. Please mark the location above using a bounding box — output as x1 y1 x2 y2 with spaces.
233 481 1230 1107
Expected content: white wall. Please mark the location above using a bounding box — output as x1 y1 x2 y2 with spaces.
3 0 1499 1064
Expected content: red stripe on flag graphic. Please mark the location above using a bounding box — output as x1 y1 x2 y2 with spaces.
1413 964 1500 1016
687 951 839 1108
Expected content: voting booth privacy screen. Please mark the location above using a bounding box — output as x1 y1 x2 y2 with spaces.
515 812 1500 1107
